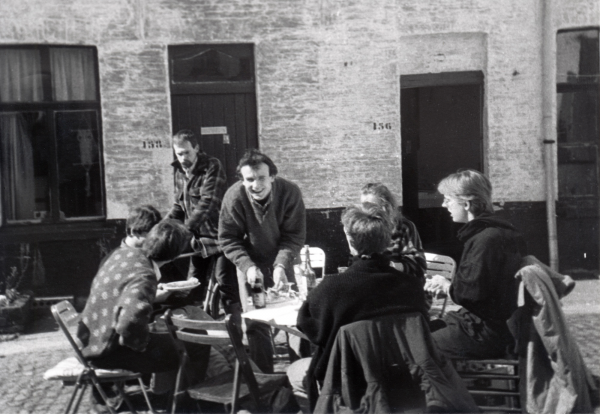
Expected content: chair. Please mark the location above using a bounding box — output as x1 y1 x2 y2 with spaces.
424 252 456 317
164 310 288 414
314 313 479 414
46 300 154 414
300 246 326 277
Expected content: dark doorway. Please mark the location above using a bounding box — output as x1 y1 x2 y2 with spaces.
401 71 484 261
168 44 258 187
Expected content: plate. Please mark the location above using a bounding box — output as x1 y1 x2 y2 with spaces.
162 278 200 291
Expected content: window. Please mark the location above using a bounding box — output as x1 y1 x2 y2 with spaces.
0 45 104 225
556 28 599 198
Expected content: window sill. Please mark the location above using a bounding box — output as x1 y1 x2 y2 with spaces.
0 220 123 244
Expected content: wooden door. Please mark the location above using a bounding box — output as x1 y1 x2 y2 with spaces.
169 44 258 188
171 93 257 187
401 72 484 260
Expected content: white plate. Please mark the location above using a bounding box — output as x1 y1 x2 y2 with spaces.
162 280 200 291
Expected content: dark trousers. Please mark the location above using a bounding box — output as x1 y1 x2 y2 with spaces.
91 332 210 380
430 310 514 359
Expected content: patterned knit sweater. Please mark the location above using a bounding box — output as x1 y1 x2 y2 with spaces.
77 245 157 358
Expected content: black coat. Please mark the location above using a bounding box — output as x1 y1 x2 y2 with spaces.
451 213 527 330
297 253 429 407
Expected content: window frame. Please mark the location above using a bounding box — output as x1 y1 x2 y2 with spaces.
0 44 106 229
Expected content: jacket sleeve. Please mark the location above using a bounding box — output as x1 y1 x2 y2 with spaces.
219 194 256 274
450 235 500 307
115 273 157 352
185 158 227 236
273 184 306 268
394 218 427 279
166 170 186 222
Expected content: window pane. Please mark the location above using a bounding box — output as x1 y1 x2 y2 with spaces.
55 110 104 218
557 29 599 84
557 89 599 143
50 47 97 101
0 49 44 102
170 44 254 82
0 112 50 222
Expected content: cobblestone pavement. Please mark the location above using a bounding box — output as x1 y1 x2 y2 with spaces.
0 280 598 414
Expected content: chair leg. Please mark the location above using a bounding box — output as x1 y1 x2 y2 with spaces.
137 377 155 414
65 381 86 414
89 377 118 414
230 360 242 414
115 381 137 414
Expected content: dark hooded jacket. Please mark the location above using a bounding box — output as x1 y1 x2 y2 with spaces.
450 213 527 332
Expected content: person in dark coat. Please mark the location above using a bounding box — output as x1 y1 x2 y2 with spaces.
288 205 429 410
426 169 527 359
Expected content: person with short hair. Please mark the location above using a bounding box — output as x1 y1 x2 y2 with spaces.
219 148 306 373
425 169 527 359
360 183 427 278
288 206 428 408
124 204 162 248
166 129 233 306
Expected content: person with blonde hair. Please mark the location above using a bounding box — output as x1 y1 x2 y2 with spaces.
425 169 527 359
360 183 426 279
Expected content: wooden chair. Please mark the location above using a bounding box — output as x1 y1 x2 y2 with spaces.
164 311 288 414
424 252 456 317
47 300 154 414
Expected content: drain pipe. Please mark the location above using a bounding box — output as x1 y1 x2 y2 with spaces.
542 0 559 270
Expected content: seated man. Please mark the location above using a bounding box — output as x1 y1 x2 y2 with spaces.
77 217 211 410
287 206 429 409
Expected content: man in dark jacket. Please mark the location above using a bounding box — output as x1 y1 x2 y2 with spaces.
289 206 429 409
426 169 527 359
166 129 231 305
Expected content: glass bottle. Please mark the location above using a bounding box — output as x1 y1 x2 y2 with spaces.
251 277 266 309
303 245 317 293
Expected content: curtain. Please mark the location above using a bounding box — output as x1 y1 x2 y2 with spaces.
50 48 96 101
0 114 36 221
0 49 43 102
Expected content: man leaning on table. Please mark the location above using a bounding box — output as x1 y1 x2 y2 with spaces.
218 148 306 373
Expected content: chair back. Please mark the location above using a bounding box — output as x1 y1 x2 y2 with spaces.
424 253 456 280
51 300 90 368
164 311 264 413
300 246 326 276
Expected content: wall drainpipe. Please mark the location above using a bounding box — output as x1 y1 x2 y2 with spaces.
542 0 559 271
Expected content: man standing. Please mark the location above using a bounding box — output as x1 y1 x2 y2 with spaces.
219 149 306 373
166 129 230 306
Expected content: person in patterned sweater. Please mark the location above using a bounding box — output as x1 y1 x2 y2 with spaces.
360 182 427 280
77 218 209 376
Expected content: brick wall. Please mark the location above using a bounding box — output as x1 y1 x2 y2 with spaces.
1 0 598 215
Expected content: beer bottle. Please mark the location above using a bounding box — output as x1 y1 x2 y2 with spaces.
303 245 317 293
251 277 266 309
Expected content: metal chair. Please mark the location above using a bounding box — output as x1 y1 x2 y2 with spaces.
300 246 326 277
424 252 456 317
164 310 288 414
48 300 154 414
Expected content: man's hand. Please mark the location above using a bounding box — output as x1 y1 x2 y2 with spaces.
273 266 288 291
246 266 264 288
424 275 451 299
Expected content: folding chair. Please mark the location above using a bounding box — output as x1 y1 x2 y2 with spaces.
424 252 456 317
300 246 326 277
164 310 288 414
46 300 154 414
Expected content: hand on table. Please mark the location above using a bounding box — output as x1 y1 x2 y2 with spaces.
273 266 289 291
424 275 451 299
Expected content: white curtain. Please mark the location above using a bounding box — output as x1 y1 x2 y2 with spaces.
50 48 96 101
0 114 36 221
0 49 43 102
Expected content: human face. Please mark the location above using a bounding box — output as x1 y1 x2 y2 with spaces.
441 195 469 223
173 140 199 170
240 163 274 201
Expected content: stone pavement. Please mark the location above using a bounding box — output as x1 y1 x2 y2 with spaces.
0 280 598 414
